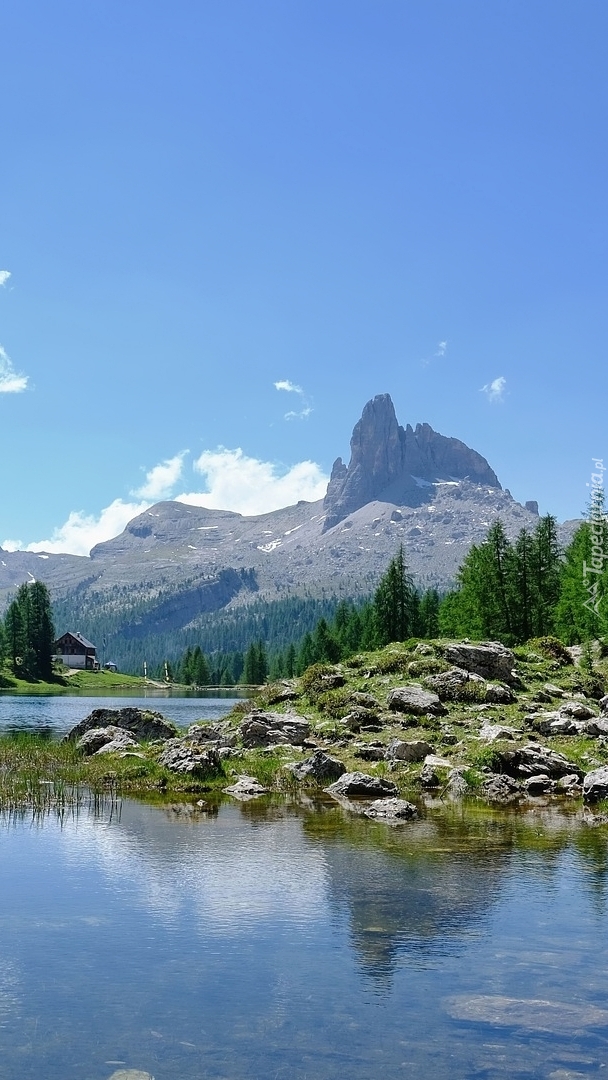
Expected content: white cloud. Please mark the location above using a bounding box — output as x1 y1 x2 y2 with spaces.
274 379 303 394
435 340 447 357
0 344 28 393
480 376 507 403
0 271 11 287
17 498 150 557
421 339 448 366
285 406 313 421
131 452 187 500
2 539 23 552
177 447 328 515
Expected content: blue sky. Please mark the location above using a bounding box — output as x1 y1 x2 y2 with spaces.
1 0 607 554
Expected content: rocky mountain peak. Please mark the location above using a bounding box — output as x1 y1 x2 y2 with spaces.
322 393 501 531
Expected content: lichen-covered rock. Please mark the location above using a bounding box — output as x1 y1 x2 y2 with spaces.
583 765 608 803
325 772 398 799
286 750 346 783
364 797 418 821
157 743 221 777
387 685 447 716
443 642 516 684
385 738 433 762
95 733 139 755
65 707 178 743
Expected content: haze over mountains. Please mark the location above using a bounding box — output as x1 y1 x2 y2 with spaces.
0 395 576 661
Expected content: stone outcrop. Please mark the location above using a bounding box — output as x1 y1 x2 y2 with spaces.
494 743 582 779
385 738 433 762
65 707 178 743
322 394 501 530
75 726 137 755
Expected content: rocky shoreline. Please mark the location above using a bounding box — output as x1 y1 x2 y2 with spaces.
60 638 608 823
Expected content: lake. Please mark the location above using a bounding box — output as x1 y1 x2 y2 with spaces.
1 796 608 1079
0 691 244 737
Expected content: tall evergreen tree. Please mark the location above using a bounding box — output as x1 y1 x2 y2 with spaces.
373 545 417 646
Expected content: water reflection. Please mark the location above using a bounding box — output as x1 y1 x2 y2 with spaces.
0 797 608 1080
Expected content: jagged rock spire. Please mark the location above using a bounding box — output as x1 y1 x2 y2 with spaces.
322 393 500 531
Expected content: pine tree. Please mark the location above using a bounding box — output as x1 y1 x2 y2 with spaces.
419 588 440 638
4 600 24 674
373 545 416 646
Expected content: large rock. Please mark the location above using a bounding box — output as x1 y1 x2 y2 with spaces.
65 707 178 743
387 685 447 716
443 642 516 684
560 700 597 720
478 722 521 742
157 743 221 777
322 394 500 531
385 738 433 762
584 718 608 737
583 766 608 803
482 774 521 803
239 711 310 748
75 726 135 755
325 772 398 799
286 750 346 783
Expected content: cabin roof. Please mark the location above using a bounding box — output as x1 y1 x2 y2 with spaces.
56 631 96 650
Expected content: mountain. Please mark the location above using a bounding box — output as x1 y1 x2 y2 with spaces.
323 394 500 530
0 394 577 664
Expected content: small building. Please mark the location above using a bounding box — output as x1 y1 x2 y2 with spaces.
54 631 99 671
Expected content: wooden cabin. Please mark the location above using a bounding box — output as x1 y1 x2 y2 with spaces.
54 631 99 671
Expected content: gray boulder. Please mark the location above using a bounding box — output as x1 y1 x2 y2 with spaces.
524 774 555 796
599 695 608 714
482 774 521 803
286 750 346 783
478 723 520 742
325 772 398 799
584 718 608 737
419 763 441 788
496 743 582 779
95 733 140 755
560 700 597 720
364 797 418 821
76 726 132 755
583 766 608 803
556 773 582 794
484 683 515 704
157 743 221 777
387 685 447 716
385 738 433 762
354 741 385 761
65 707 178 743
424 667 476 700
443 642 516 684
239 711 310 748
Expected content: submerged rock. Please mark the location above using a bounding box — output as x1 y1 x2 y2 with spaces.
65 707 177 743
325 772 398 799
444 994 608 1033
524 774 555 796
224 775 268 800
364 797 418 821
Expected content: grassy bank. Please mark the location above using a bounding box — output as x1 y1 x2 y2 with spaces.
0 666 151 693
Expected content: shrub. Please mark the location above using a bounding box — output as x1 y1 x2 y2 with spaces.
299 663 344 699
528 637 573 665
315 688 353 718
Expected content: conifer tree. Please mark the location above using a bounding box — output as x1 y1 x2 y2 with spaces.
373 545 417 645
